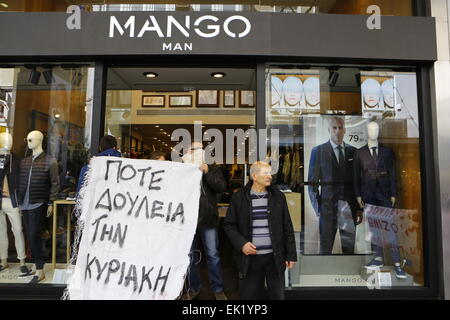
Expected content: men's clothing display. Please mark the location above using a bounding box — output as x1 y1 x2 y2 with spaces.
18 152 59 272
18 152 59 207
0 152 26 262
353 144 401 263
308 141 359 254
353 145 396 202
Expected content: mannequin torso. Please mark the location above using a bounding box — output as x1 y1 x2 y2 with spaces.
356 122 396 209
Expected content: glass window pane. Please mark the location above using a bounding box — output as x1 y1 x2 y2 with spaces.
266 64 424 289
105 66 255 195
0 63 94 286
0 1 416 16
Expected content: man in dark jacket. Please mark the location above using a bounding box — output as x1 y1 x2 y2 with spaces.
224 161 297 300
77 135 121 193
183 141 228 300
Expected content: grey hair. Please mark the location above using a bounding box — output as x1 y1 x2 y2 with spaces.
328 116 345 127
249 161 271 180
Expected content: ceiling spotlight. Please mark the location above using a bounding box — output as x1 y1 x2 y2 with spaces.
0 3 9 8
355 73 362 87
211 72 226 78
29 69 41 85
155 125 159 128
143 72 158 78
72 71 83 86
43 69 55 84
327 70 340 87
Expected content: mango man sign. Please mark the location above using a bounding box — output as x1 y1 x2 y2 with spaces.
67 157 202 300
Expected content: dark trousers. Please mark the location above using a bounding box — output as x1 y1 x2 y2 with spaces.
239 254 284 300
319 200 355 254
364 193 401 264
22 206 45 270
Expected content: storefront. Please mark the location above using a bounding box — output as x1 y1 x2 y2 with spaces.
0 0 444 300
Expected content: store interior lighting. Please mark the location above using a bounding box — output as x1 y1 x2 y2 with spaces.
43 69 55 84
327 68 340 87
28 69 41 85
355 73 362 87
143 72 158 78
211 72 226 78
72 71 83 86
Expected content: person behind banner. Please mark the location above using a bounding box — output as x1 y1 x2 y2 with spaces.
308 116 362 255
224 161 296 300
77 135 121 194
149 151 166 161
182 141 228 300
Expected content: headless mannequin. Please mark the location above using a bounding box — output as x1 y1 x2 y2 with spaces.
355 122 402 269
356 122 396 209
0 133 27 270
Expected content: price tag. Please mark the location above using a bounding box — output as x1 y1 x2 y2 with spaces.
377 271 392 287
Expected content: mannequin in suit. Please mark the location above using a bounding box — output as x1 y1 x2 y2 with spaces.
353 121 406 278
354 122 396 209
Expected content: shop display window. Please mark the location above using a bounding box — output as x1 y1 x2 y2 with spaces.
0 64 94 286
266 65 424 288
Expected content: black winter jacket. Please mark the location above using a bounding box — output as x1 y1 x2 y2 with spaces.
18 153 59 205
223 182 297 279
198 164 227 228
0 153 20 209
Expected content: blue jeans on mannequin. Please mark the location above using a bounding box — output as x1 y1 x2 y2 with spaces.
188 227 224 293
22 206 45 270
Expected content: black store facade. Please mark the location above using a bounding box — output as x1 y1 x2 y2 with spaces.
0 3 445 300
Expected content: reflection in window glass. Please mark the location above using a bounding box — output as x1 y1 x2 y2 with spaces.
0 0 415 16
0 64 94 286
266 65 423 288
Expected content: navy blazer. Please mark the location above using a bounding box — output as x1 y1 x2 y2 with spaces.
308 141 358 217
0 153 20 209
353 144 397 201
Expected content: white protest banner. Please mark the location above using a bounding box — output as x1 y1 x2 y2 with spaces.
66 157 202 300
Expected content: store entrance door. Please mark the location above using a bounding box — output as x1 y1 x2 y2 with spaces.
104 66 256 299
